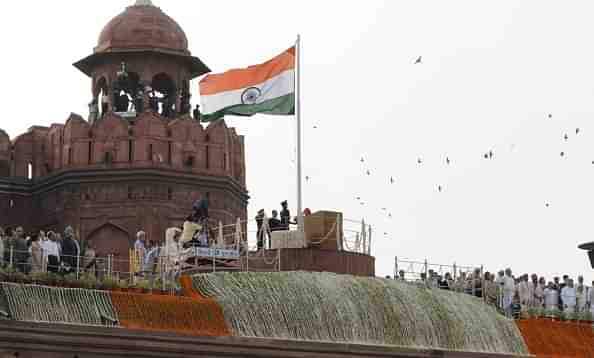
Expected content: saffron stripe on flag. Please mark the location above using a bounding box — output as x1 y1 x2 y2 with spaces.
200 47 295 95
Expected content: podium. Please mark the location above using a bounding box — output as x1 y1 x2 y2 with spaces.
271 230 306 249
304 211 343 251
269 211 343 251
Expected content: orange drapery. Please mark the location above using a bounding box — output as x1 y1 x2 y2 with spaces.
516 319 594 357
110 289 230 337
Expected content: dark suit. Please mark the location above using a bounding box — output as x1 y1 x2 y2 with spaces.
61 236 79 271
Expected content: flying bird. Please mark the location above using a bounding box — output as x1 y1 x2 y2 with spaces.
564 134 569 141
446 157 451 165
417 158 423 165
489 150 493 159
548 114 553 119
360 158 365 163
366 170 371 176
313 125 318 129
414 56 423 64
438 185 443 192
545 203 550 208
390 177 395 184
381 208 387 211
576 128 580 135
305 176 310 181
560 151 565 157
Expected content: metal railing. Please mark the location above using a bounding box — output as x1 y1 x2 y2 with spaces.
0 214 372 289
394 257 485 297
248 214 372 255
393 257 594 320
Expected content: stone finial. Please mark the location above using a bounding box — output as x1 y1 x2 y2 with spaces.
134 0 154 6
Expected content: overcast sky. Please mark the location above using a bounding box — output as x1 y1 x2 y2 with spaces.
2 1 594 280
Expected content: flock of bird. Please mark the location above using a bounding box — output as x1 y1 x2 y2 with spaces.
302 55 591 237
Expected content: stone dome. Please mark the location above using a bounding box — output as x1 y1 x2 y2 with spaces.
95 0 189 55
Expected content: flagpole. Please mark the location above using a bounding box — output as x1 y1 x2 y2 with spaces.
296 34 304 233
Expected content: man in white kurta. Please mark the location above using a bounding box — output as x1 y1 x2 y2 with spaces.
134 231 147 270
161 227 183 281
528 274 538 307
517 274 531 309
561 279 577 313
534 277 546 308
575 276 588 312
502 268 516 318
544 282 559 311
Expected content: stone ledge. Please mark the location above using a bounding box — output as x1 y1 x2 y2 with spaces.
0 321 532 358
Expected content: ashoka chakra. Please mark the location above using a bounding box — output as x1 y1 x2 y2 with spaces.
241 87 262 105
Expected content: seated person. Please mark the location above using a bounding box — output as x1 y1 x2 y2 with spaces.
182 221 201 247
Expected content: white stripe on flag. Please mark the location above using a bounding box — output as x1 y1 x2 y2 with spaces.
201 69 295 115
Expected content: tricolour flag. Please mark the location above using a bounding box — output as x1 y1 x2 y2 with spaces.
199 47 295 122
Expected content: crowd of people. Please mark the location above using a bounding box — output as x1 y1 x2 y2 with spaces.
0 224 189 280
0 226 96 275
394 268 594 318
0 197 227 282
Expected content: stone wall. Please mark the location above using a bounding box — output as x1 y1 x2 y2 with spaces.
0 321 531 358
0 113 248 266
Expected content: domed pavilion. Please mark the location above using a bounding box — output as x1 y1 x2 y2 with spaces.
0 0 248 272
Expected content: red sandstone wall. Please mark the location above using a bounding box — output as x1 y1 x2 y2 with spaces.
0 114 248 262
244 248 376 277
0 112 245 183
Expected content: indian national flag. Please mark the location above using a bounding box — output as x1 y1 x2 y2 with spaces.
199 47 295 122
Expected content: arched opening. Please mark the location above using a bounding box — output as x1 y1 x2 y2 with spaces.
180 80 191 115
150 73 177 118
96 77 109 117
113 72 141 113
104 151 113 165
87 223 132 274
184 155 195 168
128 140 134 162
167 142 172 164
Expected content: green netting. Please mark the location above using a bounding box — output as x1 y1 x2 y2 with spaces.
192 272 528 355
0 283 118 327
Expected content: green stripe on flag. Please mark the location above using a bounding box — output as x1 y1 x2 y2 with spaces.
201 93 295 122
